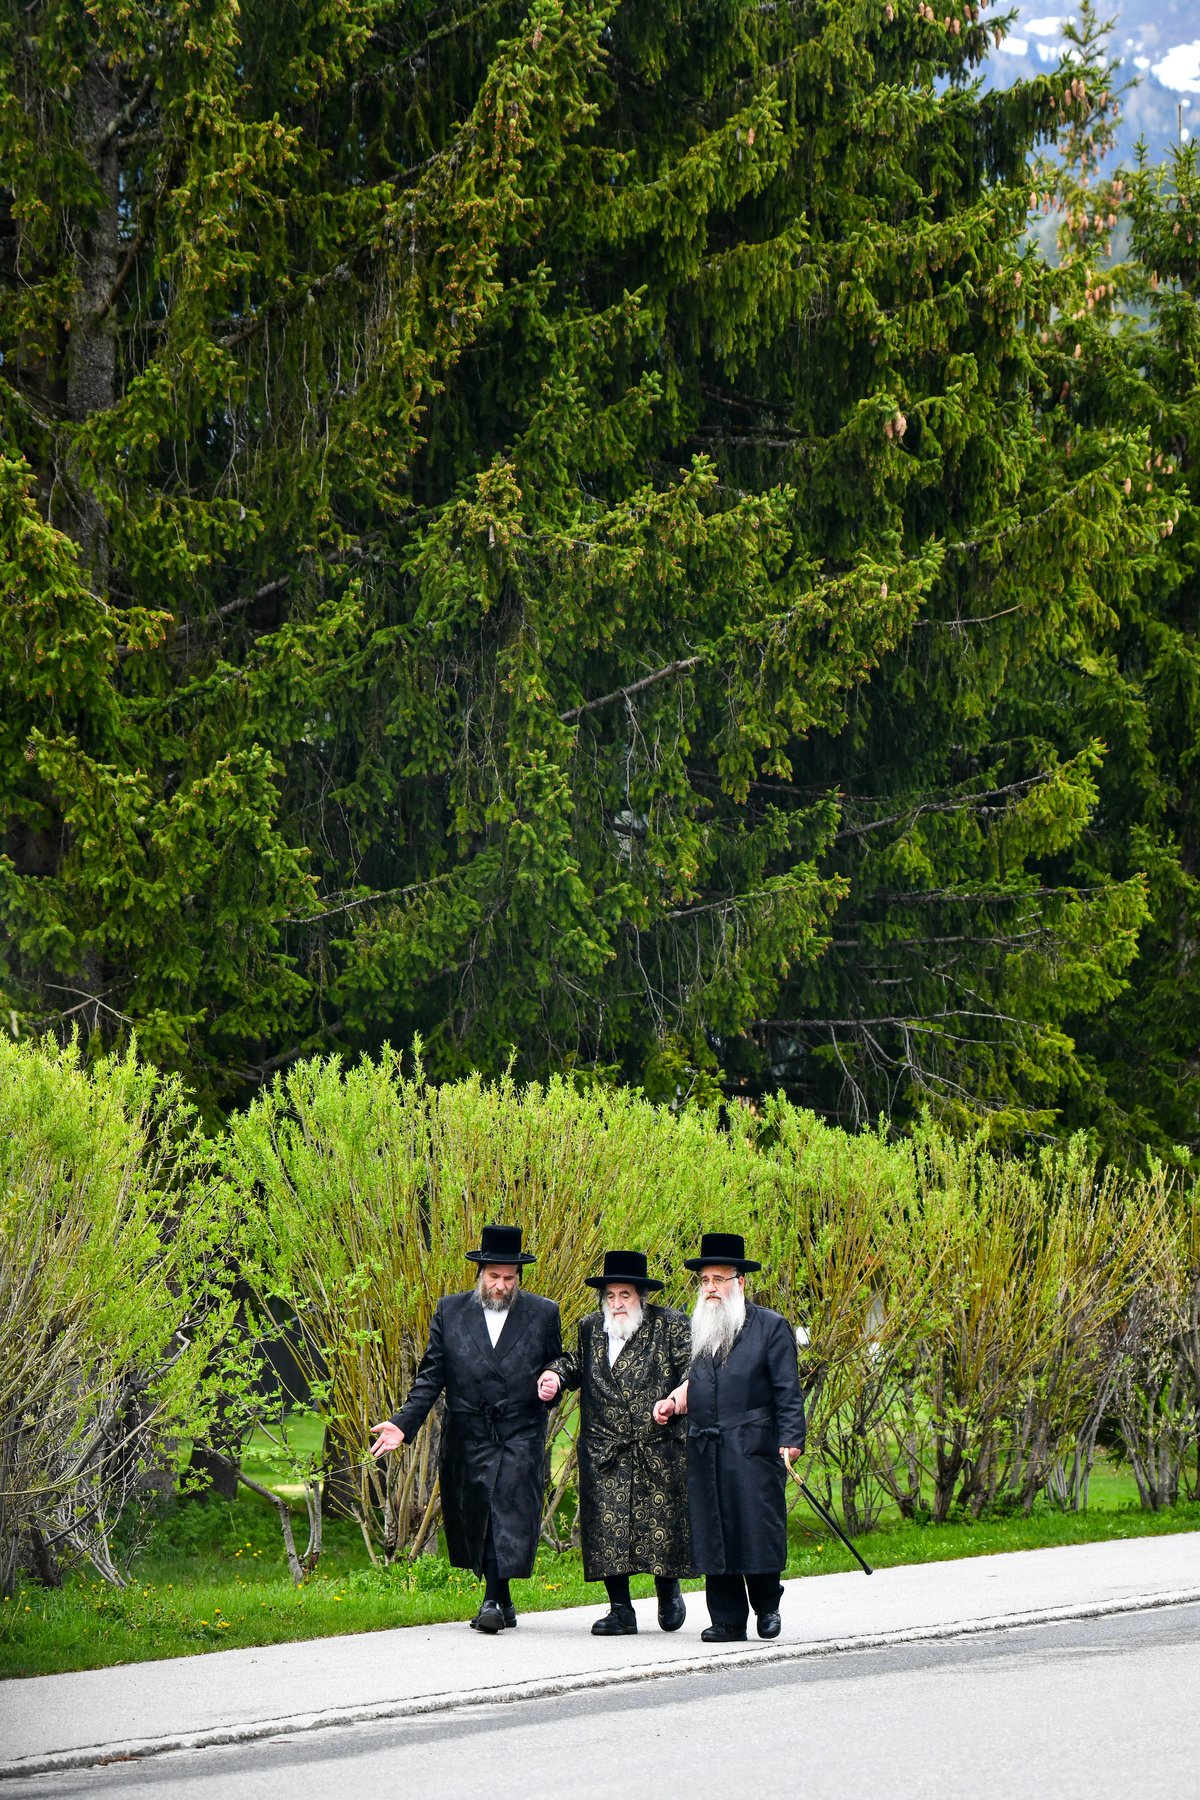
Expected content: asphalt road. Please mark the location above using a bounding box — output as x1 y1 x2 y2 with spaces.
9 1603 1200 1800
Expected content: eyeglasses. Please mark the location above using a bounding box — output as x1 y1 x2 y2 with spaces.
698 1273 738 1290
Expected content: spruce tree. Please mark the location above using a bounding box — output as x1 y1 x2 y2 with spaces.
1011 7 1200 1157
657 2 1159 1136
0 0 1171 1129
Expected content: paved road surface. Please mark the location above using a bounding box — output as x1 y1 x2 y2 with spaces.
12 1532 1200 1775
8 1602 1198 1800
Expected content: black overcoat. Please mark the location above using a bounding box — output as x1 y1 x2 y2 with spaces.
686 1303 806 1575
391 1288 562 1579
549 1305 692 1582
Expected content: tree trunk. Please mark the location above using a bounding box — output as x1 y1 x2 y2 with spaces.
65 54 121 568
188 1443 241 1502
321 1424 358 1521
25 1525 62 1590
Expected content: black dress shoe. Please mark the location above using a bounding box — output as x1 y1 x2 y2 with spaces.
591 1603 638 1636
756 1610 781 1639
700 1622 747 1643
501 1603 517 1629
657 1581 686 1632
469 1601 506 1634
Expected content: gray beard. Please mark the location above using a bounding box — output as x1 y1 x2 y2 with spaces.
691 1286 746 1363
474 1280 515 1315
601 1296 644 1349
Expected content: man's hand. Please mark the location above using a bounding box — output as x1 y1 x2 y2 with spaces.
370 1421 404 1459
780 1446 801 1468
653 1381 688 1425
537 1371 562 1402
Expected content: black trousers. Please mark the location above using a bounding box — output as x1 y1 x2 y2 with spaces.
482 1519 511 1607
603 1574 681 1608
705 1571 783 1627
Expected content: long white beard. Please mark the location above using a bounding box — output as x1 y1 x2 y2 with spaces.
602 1295 644 1350
691 1285 746 1363
474 1278 515 1315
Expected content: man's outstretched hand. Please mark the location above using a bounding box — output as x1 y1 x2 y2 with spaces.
370 1421 405 1459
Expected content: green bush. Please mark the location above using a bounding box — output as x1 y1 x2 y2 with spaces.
0 1037 245 1595
222 1048 761 1554
338 1554 479 1599
3 1036 1192 1596
222 1048 1192 1554
1110 1181 1200 1507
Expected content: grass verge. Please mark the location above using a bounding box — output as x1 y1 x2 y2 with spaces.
3 1486 1198 1680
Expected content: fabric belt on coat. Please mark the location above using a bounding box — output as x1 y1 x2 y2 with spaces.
446 1400 543 1444
591 1423 669 1475
688 1404 774 1451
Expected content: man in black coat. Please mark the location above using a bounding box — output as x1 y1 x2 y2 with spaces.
654 1231 805 1643
370 1224 562 1635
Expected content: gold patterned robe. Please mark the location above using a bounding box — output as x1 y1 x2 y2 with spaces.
549 1304 692 1582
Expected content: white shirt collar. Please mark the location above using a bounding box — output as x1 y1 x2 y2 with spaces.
484 1306 509 1346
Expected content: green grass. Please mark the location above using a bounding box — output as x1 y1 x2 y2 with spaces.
3 1458 1198 1680
238 1413 327 1497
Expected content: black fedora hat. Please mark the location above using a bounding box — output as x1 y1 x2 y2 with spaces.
682 1231 761 1274
584 1249 664 1293
465 1224 536 1267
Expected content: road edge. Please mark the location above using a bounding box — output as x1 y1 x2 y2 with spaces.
5 1586 1199 1781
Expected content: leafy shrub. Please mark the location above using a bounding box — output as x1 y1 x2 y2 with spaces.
0 1037 244 1594
337 1554 478 1598
1110 1181 1200 1507
223 1047 1190 1549
223 1046 760 1556
5 1034 1190 1593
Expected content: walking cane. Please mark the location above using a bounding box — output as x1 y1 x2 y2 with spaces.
785 1463 874 1576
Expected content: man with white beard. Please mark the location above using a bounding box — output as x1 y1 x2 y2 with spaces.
539 1251 691 1634
653 1232 805 1642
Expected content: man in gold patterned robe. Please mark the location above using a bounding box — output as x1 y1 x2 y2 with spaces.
538 1250 692 1635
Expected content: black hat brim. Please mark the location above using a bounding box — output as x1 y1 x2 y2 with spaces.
466 1250 537 1266
682 1256 761 1274
584 1273 664 1292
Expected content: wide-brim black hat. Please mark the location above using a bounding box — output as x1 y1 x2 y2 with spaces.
584 1249 664 1292
682 1231 761 1274
465 1223 536 1266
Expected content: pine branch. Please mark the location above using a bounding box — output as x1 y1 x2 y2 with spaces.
914 606 1024 629
559 655 704 724
92 71 155 151
833 774 1052 840
291 870 455 926
93 234 144 322
170 577 292 638
112 578 291 660
830 930 1049 951
219 264 353 350
761 1009 1041 1031
870 884 1110 907
238 1021 344 1085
